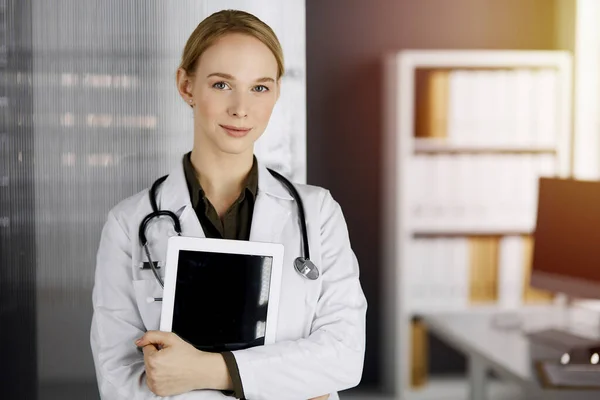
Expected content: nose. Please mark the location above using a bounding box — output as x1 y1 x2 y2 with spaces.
228 92 248 118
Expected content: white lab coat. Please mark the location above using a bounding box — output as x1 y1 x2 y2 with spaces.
90 158 367 400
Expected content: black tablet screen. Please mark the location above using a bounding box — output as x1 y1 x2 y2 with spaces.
172 250 272 352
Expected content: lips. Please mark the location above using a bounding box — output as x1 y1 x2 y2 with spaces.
220 124 252 138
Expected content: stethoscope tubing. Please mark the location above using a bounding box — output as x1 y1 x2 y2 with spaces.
139 167 320 303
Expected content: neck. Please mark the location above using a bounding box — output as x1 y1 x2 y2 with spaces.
189 145 254 204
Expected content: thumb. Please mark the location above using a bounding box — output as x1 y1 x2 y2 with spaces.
135 330 176 348
142 344 159 357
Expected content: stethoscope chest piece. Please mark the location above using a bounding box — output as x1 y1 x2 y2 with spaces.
294 257 319 280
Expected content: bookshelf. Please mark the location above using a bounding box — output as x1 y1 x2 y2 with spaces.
382 50 572 397
414 138 558 154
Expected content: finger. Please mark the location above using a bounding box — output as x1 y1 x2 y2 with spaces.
135 330 175 348
142 344 159 357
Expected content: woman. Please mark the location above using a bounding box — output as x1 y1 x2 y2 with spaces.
90 9 366 400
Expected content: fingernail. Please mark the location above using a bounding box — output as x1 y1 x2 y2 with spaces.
135 339 141 345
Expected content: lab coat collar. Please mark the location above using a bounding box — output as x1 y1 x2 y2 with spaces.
256 161 294 201
157 156 294 239
158 159 203 238
158 159 192 218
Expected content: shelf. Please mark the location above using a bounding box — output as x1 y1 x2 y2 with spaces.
409 304 559 317
414 138 557 155
397 50 571 69
413 228 533 238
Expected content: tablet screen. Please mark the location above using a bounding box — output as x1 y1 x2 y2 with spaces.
172 250 273 352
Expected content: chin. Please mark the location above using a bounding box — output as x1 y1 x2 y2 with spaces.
214 131 263 155
214 138 256 155
198 128 264 156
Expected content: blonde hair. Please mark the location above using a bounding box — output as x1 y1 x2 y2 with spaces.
179 10 285 79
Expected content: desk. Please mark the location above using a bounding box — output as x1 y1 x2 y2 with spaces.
421 309 600 400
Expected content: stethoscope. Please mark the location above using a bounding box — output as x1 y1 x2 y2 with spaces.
138 168 320 302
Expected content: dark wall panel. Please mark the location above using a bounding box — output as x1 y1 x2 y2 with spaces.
1 0 37 398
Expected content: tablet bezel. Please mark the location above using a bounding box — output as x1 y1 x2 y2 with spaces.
159 236 284 346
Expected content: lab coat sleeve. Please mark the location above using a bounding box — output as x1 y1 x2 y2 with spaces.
231 191 367 399
90 210 230 400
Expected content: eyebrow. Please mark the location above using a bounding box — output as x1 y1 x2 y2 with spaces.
206 72 275 83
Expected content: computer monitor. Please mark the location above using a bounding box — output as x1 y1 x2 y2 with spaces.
531 177 600 300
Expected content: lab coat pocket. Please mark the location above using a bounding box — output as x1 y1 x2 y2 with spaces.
132 279 163 331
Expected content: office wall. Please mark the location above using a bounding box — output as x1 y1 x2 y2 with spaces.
305 0 558 390
0 1 306 398
32 2 206 388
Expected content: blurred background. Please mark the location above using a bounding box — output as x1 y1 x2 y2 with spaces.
3 0 600 399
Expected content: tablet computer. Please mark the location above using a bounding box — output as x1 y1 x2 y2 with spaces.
159 236 284 352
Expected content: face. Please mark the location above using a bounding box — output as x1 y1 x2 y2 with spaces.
177 33 280 157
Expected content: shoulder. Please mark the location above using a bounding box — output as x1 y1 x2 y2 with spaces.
290 182 344 222
104 188 152 236
292 183 355 265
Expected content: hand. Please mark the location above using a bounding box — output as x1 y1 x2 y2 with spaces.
136 331 231 396
309 396 330 400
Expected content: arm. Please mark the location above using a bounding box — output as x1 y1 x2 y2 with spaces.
136 331 331 399
229 191 367 400
90 210 230 399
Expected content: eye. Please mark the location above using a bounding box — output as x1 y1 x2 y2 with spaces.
253 85 269 93
212 81 230 90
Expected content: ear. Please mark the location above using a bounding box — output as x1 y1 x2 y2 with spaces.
176 68 194 106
